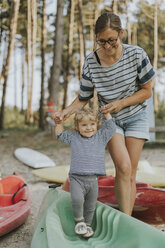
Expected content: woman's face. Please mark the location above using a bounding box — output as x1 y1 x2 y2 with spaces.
96 28 122 56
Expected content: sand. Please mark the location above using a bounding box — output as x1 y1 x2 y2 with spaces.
0 129 165 247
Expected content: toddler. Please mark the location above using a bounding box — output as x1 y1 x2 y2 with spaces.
54 108 116 238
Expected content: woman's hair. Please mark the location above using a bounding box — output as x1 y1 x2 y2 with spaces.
95 12 122 35
74 108 98 131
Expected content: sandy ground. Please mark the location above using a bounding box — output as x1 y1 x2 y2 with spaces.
0 128 165 247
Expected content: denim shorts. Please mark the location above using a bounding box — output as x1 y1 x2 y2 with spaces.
115 109 150 141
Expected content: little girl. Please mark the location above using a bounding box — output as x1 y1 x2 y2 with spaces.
54 108 116 238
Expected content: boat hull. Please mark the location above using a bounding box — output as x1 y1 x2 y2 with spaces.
31 188 165 248
62 176 165 224
0 174 31 236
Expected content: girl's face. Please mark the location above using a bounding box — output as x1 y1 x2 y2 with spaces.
96 28 123 56
77 116 97 138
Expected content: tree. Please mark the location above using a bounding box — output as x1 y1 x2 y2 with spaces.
26 0 37 123
153 0 158 113
125 0 131 44
135 0 165 65
134 0 165 114
62 0 75 109
48 0 65 109
0 0 20 129
26 0 32 123
39 0 47 129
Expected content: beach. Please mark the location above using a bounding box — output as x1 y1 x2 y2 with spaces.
0 129 165 247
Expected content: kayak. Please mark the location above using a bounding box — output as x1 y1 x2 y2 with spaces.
0 174 31 236
107 160 165 187
31 188 165 248
32 160 165 187
62 176 165 224
32 165 111 183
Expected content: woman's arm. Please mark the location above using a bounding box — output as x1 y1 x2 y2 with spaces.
101 81 152 114
54 97 88 123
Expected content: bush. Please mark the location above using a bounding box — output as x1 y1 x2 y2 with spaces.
156 101 165 120
4 106 38 130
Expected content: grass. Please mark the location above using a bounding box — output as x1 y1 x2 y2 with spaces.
3 106 39 131
2 106 165 142
155 118 165 140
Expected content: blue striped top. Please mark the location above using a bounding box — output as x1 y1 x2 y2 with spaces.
57 118 116 176
78 44 155 121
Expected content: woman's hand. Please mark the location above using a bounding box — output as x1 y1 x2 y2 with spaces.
101 100 124 114
53 109 71 123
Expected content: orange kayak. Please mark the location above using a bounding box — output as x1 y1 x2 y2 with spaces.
0 174 30 236
62 176 165 224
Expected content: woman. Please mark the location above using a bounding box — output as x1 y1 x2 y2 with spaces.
54 12 155 215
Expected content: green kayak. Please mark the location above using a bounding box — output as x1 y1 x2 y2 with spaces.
31 188 165 248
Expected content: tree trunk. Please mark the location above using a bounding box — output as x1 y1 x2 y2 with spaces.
132 24 137 45
0 37 8 86
26 0 32 122
0 0 20 129
31 0 37 119
78 0 85 79
112 0 118 13
26 0 37 123
14 44 17 109
39 0 47 129
21 49 25 113
62 0 75 109
153 0 158 113
125 0 131 44
48 0 65 109
90 0 101 111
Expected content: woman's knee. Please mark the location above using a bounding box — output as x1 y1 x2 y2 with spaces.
115 160 131 178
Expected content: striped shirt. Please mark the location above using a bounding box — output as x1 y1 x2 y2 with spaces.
78 44 155 121
57 118 116 176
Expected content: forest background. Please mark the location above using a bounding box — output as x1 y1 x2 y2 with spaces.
0 0 165 140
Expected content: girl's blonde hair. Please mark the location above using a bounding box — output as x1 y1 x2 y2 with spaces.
74 108 98 131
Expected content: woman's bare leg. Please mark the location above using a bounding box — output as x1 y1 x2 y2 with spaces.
107 133 132 215
125 137 145 214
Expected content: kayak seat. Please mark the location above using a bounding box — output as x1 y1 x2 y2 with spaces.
12 187 27 204
0 176 25 194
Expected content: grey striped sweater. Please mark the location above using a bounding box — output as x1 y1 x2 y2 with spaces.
57 118 116 176
78 44 155 121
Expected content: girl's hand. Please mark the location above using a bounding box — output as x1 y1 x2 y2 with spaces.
101 100 124 114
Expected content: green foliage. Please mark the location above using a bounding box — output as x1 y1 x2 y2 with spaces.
155 101 165 121
4 106 38 130
0 0 10 43
135 0 165 66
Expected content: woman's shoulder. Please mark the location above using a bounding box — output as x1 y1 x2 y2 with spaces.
85 51 95 61
123 44 144 53
123 44 146 60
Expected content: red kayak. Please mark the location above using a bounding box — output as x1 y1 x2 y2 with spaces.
0 174 31 236
62 176 165 224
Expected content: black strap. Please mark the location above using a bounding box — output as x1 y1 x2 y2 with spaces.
49 183 61 189
12 184 27 204
94 51 101 65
